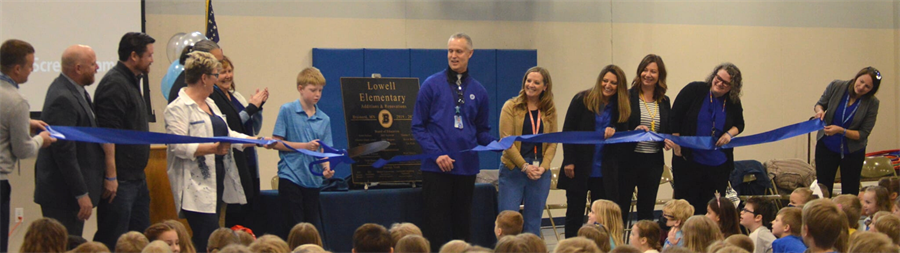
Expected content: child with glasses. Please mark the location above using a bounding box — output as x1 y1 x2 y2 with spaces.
662 199 694 249
740 197 776 253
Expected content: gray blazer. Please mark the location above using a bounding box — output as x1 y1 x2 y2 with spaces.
34 74 104 209
815 79 879 153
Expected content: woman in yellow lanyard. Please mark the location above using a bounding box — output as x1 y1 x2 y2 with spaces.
498 67 558 235
616 54 673 223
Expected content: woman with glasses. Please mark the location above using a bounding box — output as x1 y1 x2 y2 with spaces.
813 67 882 196
498 67 559 236
615 54 673 223
669 63 745 214
165 51 261 251
560 65 631 237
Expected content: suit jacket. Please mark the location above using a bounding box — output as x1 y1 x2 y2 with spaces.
34 74 104 209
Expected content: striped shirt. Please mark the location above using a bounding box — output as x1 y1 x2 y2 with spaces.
635 99 660 153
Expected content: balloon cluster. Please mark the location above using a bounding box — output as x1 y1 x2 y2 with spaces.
162 32 208 100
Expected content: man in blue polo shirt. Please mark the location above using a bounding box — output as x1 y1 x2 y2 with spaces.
411 33 494 250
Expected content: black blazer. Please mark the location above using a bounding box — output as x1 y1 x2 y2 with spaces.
623 87 671 152
209 87 258 200
559 90 627 201
35 74 104 209
167 72 186 104
670 81 745 162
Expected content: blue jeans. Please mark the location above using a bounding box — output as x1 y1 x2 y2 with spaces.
94 178 151 249
497 158 551 235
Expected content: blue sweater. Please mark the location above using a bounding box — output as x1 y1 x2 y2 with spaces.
411 68 494 175
772 235 806 253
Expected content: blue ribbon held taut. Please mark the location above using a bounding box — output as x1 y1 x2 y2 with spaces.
372 119 826 168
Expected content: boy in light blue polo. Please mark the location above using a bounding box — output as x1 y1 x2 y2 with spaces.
272 67 333 236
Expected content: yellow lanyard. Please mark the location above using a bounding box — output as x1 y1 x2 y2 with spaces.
641 92 658 132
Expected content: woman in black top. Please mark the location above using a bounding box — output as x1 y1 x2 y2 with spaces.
669 63 745 214
560 64 631 237
616 54 673 222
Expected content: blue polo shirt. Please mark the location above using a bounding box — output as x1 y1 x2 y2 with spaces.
273 100 333 188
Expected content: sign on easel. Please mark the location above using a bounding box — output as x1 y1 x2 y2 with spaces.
341 77 422 184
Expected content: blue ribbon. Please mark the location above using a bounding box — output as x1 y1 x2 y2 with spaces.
372 120 826 168
45 126 353 176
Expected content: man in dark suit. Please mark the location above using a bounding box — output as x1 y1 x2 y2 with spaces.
35 44 103 236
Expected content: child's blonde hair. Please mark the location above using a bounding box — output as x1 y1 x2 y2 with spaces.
249 235 291 253
553 237 601 253
494 235 529 253
234 230 255 246
682 215 723 253
663 199 694 227
724 234 754 253
208 228 239 253
792 188 815 205
163 220 196 253
874 213 900 245
389 223 422 248
69 241 110 253
833 194 862 231
395 235 430 253
849 231 900 253
439 240 469 253
577 224 610 252
287 223 323 249
296 67 326 88
292 244 329 253
142 240 173 253
590 199 624 247
116 231 150 253
517 233 547 253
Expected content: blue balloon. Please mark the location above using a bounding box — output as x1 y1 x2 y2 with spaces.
161 61 184 100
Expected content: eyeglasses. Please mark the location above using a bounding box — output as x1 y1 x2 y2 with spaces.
741 208 757 215
715 74 732 86
209 72 220 79
663 213 675 220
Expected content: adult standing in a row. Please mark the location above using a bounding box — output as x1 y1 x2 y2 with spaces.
560 64 630 237
411 33 494 250
814 67 880 196
0 39 55 252
669 63 745 214
35 44 104 235
498 66 558 236
616 54 672 222
210 55 268 227
92 32 156 248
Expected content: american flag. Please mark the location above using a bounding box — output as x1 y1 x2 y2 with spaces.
206 0 219 43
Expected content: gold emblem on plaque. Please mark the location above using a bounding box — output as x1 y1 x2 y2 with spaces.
378 109 393 128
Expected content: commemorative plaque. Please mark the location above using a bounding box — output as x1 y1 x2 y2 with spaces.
340 77 422 184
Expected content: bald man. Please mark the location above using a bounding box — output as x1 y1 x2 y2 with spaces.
34 45 104 236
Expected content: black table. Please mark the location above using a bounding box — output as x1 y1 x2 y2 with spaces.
252 183 498 252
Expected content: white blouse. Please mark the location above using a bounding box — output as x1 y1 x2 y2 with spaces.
165 88 249 216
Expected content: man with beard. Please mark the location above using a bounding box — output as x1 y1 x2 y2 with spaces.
92 32 156 248
35 44 103 236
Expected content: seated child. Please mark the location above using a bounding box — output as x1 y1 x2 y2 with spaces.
833 194 864 234
789 188 814 207
770 207 806 253
662 199 694 249
740 197 776 253
801 199 848 253
495 210 524 238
